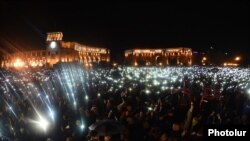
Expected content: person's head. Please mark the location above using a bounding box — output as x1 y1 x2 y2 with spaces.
151 126 162 140
91 105 98 113
241 114 248 125
104 136 111 141
65 137 73 141
160 133 168 141
126 105 132 112
89 130 98 137
127 117 134 125
125 110 130 117
85 110 90 117
107 99 113 108
62 114 68 120
143 121 150 129
172 122 180 132
79 107 84 114
46 138 54 141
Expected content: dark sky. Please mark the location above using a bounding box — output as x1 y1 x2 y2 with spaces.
0 1 249 61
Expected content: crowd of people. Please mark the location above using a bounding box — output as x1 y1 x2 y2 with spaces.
0 63 249 141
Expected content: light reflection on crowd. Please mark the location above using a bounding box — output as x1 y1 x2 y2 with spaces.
0 64 249 141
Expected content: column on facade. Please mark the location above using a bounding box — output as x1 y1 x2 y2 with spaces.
177 57 179 65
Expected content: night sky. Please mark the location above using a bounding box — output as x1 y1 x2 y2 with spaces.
0 1 249 62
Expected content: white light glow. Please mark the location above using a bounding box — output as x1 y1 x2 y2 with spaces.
14 59 24 68
38 117 49 131
80 124 85 130
31 115 49 132
50 41 57 49
247 89 250 95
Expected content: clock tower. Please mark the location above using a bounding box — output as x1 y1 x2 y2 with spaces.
46 32 63 52
46 32 63 66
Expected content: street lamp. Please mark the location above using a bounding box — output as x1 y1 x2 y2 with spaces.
14 59 24 68
201 57 207 65
235 56 241 61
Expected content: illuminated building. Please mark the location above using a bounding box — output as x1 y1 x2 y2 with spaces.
124 48 192 66
1 32 110 69
223 62 238 67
